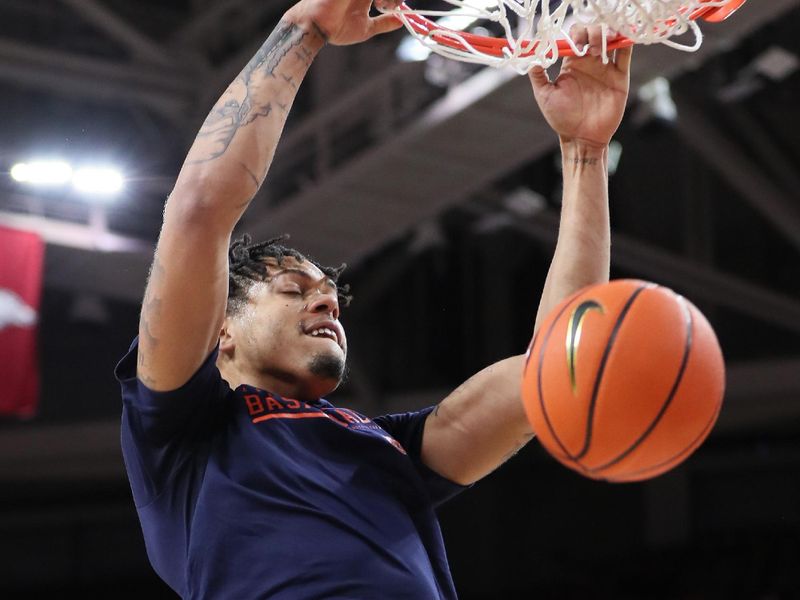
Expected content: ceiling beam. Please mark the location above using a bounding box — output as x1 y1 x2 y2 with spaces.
171 0 286 49
510 209 800 335
726 104 800 196
240 0 800 267
0 37 195 122
4 2 796 311
674 95 800 253
171 0 249 47
0 210 151 254
58 0 175 67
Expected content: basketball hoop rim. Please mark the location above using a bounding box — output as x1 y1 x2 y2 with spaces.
396 0 749 61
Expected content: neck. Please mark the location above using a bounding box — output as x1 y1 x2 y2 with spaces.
217 358 326 401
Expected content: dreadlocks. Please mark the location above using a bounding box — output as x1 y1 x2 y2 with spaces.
227 234 352 315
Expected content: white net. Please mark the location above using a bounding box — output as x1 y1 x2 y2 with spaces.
384 0 735 73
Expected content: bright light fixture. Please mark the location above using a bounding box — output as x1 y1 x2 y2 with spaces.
437 0 496 31
9 160 124 197
72 167 124 195
10 161 73 186
397 35 432 61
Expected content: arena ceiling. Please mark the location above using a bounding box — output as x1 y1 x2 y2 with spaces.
0 1 799 595
0 0 796 291
0 0 796 404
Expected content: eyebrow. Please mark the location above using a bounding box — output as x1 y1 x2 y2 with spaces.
273 267 337 291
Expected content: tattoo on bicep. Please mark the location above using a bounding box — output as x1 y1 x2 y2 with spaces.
138 260 165 377
140 298 161 347
137 261 171 389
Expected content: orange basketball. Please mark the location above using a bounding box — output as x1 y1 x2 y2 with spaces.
521 279 725 482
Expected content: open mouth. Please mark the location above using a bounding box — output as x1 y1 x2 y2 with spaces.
307 327 339 346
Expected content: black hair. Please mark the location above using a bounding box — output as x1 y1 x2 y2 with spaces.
227 234 352 315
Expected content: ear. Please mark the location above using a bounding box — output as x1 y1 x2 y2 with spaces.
219 318 235 356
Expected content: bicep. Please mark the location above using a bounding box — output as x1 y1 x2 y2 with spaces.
137 193 233 391
421 355 532 485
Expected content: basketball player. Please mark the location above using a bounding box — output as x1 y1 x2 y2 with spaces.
115 0 632 597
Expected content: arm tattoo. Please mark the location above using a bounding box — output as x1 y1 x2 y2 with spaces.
138 259 165 387
567 157 600 166
188 21 320 165
237 160 260 189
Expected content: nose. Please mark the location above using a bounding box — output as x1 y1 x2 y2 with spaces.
306 289 340 319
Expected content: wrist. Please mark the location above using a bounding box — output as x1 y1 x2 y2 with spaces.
559 137 609 152
560 139 608 174
283 5 329 46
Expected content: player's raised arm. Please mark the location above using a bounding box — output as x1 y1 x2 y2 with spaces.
421 34 633 485
528 30 632 330
137 0 402 392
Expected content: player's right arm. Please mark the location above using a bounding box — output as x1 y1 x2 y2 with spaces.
137 0 402 391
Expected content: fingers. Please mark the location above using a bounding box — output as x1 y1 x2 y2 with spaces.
374 0 402 12
570 23 589 52
369 13 404 36
587 25 604 57
614 45 633 74
568 23 609 58
528 66 551 91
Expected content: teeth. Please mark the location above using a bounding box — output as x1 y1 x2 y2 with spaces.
309 327 337 343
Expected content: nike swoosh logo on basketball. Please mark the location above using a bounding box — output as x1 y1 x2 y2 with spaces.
565 300 604 395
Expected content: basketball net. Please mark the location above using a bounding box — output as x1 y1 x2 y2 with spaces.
384 1 744 73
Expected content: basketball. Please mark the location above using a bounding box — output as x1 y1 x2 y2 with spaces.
521 279 725 482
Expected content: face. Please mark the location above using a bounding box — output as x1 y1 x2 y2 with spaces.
224 257 348 400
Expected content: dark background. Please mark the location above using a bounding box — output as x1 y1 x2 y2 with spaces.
0 0 799 597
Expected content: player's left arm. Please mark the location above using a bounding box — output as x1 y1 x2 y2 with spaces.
422 32 632 486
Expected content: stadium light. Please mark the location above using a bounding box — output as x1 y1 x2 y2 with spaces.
9 160 124 198
72 167 124 196
10 161 73 186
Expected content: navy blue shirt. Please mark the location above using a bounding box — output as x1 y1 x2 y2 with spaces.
116 339 466 599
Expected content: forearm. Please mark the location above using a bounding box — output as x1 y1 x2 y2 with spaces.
171 14 326 225
534 140 611 331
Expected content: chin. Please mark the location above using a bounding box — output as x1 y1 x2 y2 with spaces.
307 352 347 388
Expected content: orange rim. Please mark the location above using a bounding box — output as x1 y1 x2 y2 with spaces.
401 0 748 60
699 0 748 22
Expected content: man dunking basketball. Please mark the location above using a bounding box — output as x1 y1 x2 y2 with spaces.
114 1 632 597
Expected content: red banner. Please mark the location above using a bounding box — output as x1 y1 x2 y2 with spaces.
0 226 44 418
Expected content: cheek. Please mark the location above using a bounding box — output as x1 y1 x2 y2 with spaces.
261 314 304 350
239 312 281 348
